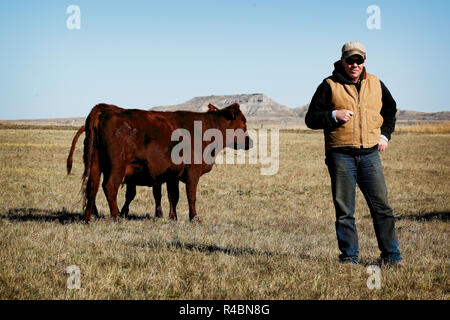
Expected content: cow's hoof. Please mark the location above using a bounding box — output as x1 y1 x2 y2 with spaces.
169 215 177 221
119 210 128 218
190 216 202 224
155 209 163 218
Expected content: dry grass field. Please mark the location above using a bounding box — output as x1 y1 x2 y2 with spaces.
395 121 450 134
0 124 448 300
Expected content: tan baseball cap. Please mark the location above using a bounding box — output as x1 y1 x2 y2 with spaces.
341 41 366 59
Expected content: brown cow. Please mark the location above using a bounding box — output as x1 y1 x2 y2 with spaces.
118 103 222 219
67 125 165 219
67 102 252 222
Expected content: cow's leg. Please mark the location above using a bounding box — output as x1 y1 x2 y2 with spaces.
167 179 179 221
93 203 100 218
186 173 201 222
84 152 101 222
153 183 163 218
120 183 136 218
102 170 124 221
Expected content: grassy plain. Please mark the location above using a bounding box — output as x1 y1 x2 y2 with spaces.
0 125 448 299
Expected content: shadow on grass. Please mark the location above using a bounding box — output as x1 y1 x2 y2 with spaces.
1 208 156 224
125 214 158 221
169 241 275 257
139 240 311 259
2 208 84 224
396 211 449 222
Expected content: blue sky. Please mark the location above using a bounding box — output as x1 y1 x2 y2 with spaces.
1 0 449 119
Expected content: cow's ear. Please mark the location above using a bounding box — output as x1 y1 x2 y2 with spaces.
223 103 240 120
208 104 219 112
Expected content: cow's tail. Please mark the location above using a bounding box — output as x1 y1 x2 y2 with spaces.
66 125 86 175
81 104 104 210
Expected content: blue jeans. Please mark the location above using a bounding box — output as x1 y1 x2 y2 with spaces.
325 149 402 264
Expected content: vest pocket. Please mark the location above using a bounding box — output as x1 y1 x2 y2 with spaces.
366 110 383 144
329 117 354 146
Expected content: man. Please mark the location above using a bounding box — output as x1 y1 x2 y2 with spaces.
305 41 403 266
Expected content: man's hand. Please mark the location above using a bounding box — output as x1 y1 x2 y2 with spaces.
378 137 388 152
335 109 354 122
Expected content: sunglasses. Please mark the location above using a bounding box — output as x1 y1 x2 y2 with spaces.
345 56 365 65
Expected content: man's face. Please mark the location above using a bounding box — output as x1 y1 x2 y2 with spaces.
341 54 365 82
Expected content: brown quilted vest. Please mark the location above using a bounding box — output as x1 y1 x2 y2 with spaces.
325 72 383 149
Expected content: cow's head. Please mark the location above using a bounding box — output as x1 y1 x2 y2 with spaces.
214 103 253 150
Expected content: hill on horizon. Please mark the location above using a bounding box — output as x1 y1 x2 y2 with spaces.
1 93 448 126
151 93 298 118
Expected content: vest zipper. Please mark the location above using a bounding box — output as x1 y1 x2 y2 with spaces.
358 95 362 147
357 82 363 148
